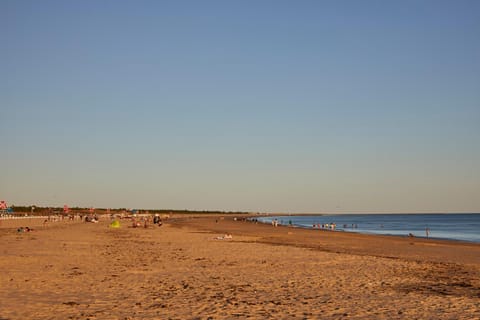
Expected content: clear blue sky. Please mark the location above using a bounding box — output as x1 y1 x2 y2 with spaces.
1 0 479 213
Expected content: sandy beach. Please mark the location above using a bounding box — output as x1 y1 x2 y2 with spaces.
1 215 479 319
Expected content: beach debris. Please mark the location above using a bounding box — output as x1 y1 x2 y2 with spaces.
214 234 233 240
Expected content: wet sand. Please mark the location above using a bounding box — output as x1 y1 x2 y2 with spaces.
0 215 479 319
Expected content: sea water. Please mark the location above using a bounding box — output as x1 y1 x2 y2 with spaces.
255 213 480 243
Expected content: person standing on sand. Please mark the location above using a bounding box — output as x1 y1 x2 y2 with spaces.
426 227 430 238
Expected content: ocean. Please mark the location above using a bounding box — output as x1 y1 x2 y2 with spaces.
255 213 480 243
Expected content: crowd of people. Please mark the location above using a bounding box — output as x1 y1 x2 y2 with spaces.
130 214 164 228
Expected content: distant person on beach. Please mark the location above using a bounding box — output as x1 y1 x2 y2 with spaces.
425 227 430 238
131 218 141 228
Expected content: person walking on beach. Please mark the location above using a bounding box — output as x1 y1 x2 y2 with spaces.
425 227 430 238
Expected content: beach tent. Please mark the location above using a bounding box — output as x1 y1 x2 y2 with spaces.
109 220 121 228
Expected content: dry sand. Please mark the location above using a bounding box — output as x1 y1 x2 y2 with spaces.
0 215 479 319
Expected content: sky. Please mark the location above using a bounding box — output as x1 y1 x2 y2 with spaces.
1 0 479 213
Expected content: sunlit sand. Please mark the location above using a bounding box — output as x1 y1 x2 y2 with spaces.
1 215 479 319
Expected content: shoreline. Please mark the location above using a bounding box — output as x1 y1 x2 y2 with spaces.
170 215 480 265
252 213 480 244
